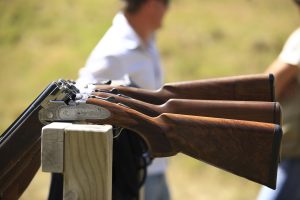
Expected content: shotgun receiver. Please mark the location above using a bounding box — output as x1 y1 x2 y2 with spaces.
93 92 282 124
0 78 281 199
92 74 275 104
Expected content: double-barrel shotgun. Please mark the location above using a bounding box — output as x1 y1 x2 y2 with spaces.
0 76 281 199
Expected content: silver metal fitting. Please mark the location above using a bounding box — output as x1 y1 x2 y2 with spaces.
39 79 111 124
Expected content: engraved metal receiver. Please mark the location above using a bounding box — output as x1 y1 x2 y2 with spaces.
39 79 111 124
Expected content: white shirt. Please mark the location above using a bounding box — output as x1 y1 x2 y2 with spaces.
279 28 300 67
77 12 167 175
77 12 163 90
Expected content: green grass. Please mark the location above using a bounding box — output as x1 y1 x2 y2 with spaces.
0 0 298 199
160 0 298 81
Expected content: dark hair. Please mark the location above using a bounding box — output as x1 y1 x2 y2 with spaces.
294 0 300 6
123 0 147 13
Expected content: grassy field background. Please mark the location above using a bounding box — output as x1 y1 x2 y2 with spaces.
0 0 299 199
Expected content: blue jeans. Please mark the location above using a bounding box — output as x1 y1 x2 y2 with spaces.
144 174 170 200
257 159 300 200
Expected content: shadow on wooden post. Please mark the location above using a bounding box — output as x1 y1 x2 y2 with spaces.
41 123 113 200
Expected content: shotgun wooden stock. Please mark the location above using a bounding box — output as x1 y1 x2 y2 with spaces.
93 92 282 124
93 74 275 104
86 97 282 189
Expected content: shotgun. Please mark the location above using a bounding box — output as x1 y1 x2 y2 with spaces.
0 79 281 199
0 80 79 199
92 92 282 124
39 94 282 189
92 74 275 104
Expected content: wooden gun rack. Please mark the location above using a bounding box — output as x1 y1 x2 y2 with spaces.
41 123 113 200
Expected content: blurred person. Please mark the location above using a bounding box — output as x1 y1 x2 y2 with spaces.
76 0 171 200
257 0 300 199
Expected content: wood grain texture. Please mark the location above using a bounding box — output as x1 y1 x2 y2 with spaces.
0 140 41 200
86 98 281 188
0 108 43 200
94 74 274 104
41 122 71 173
158 114 280 188
63 124 113 200
93 92 282 124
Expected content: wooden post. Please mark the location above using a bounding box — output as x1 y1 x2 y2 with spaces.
41 123 113 200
